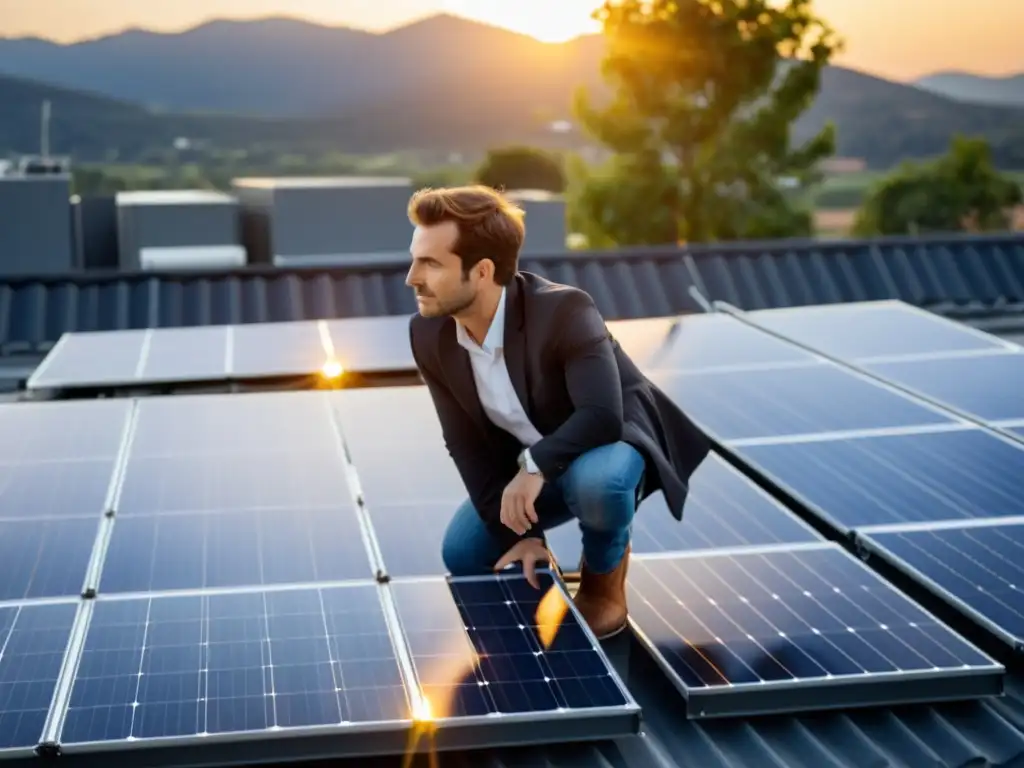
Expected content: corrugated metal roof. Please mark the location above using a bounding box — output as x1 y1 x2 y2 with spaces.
5 231 1024 768
0 232 1021 356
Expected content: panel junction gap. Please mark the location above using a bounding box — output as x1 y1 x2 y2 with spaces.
323 393 389 582
82 399 142 598
132 330 155 382
38 599 97 750
376 583 428 721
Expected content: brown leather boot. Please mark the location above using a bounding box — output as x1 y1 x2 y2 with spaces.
573 544 631 640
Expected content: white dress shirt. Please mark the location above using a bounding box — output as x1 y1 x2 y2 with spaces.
455 288 544 474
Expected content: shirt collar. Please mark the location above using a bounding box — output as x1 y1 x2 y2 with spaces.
456 287 507 355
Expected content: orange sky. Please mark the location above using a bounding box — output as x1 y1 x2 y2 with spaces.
0 0 1019 81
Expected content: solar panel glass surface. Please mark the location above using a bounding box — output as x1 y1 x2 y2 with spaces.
734 428 1024 532
627 544 1001 717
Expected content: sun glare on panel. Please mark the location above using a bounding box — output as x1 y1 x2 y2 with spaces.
320 359 344 379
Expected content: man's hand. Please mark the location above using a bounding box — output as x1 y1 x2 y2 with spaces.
494 537 553 589
500 468 544 535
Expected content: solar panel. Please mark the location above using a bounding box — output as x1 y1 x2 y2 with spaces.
230 321 324 380
389 571 639 731
56 584 413 757
0 460 117 520
744 301 1007 360
0 399 132 462
0 518 98 600
650 313 819 372
547 454 822 568
862 352 1024 422
28 317 418 392
322 315 414 373
626 543 1003 718
859 520 1024 651
26 330 148 390
99 507 374 593
648 365 955 442
733 427 1024 533
130 391 338 458
139 326 230 383
0 601 78 755
605 317 677 368
1007 425 1024 440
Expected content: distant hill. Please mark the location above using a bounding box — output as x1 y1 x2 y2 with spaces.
915 71 1024 106
1 15 1023 169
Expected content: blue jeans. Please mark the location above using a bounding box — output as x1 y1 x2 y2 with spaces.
441 441 646 576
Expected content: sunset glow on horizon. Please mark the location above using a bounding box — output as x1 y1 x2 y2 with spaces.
0 0 1019 81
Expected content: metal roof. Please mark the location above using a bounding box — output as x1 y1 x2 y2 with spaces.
0 232 1020 359
4 231 1024 767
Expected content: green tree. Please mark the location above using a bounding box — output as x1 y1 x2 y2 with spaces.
854 135 1023 236
475 146 566 193
572 0 842 245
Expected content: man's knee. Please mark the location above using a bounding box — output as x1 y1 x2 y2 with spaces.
562 442 645 532
441 500 494 576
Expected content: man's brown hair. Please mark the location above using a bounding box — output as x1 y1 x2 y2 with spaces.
407 185 525 286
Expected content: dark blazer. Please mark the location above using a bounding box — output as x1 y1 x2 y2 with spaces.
409 271 711 552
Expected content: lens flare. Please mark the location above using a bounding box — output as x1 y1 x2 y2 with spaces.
535 585 569 649
320 359 344 379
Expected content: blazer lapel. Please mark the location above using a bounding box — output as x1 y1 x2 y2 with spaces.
439 321 488 428
502 276 532 416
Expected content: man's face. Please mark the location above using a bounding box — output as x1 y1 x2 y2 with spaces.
406 221 479 318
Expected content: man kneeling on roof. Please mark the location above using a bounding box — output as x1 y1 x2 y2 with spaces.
405 185 710 639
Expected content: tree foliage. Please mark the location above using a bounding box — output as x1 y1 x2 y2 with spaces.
853 135 1023 236
474 146 566 193
571 0 842 245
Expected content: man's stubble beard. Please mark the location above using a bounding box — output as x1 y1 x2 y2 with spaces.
418 282 477 319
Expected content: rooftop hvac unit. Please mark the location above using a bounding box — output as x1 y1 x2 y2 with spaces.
139 245 247 271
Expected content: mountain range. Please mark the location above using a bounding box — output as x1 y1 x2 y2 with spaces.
914 71 1024 106
1 14 1022 169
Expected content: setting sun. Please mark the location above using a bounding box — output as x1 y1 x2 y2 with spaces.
442 0 601 42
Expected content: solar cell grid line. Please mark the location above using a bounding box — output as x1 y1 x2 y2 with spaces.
0 518 102 601
730 425 1024 535
860 351 1024 423
0 600 79 756
646 312 821 373
625 542 1004 719
857 517 1024 652
137 326 231 383
741 300 1013 361
546 454 823 569
647 362 958 443
52 582 417 762
26 330 148 391
385 570 640 740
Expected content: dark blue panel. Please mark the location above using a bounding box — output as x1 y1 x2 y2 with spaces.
864 522 1024 645
60 585 409 744
130 392 338 458
391 573 627 719
736 428 1024 531
230 322 325 379
0 602 78 751
548 455 820 568
0 400 130 462
101 507 373 593
116 451 352 515
650 365 953 441
628 546 993 694
0 518 97 600
0 459 115 520
865 353 1024 422
654 314 817 371
749 303 1004 359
